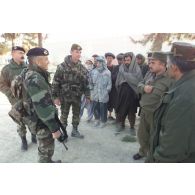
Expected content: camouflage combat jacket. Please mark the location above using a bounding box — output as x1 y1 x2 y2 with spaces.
22 64 60 133
52 55 90 101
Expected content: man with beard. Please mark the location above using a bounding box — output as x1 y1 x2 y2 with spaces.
133 52 173 160
0 46 37 151
115 52 143 135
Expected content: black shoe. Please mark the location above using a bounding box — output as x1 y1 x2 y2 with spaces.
71 127 84 139
50 160 62 163
115 123 125 135
31 134 37 144
108 116 115 121
130 128 136 136
133 153 143 160
21 136 28 151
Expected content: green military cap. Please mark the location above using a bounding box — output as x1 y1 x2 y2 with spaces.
169 42 195 62
71 44 82 51
148 51 167 64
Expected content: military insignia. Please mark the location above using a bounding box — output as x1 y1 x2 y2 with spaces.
44 50 48 55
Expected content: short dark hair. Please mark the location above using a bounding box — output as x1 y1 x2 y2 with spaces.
168 55 195 73
123 52 134 60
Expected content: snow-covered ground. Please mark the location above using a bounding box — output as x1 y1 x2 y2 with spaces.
0 92 144 163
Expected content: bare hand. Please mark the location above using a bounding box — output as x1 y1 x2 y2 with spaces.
144 85 153 94
52 130 61 139
54 98 61 106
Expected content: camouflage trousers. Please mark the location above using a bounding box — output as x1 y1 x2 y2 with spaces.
17 122 27 137
137 109 153 157
16 117 36 138
60 98 81 128
36 127 54 163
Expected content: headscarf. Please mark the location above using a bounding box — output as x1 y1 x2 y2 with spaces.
115 52 143 95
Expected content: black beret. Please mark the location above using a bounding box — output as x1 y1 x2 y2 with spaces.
105 52 115 59
71 44 82 51
169 42 195 62
26 47 49 57
12 46 25 53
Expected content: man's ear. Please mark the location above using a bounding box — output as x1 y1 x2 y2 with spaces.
172 64 178 71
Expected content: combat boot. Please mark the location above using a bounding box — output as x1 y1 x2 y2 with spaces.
31 134 37 144
50 160 62 163
71 126 84 139
21 136 28 151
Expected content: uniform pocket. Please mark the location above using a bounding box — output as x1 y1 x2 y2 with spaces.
36 128 52 140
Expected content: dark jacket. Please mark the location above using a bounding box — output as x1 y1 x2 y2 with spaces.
149 70 195 162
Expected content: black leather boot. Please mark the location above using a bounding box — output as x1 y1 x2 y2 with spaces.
21 136 28 151
31 134 37 144
71 126 84 139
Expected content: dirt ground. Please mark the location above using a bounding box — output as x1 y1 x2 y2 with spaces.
0 93 144 163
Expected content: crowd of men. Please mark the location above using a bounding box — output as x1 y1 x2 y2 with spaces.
0 41 195 163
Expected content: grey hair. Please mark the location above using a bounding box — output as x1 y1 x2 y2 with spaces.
27 56 39 65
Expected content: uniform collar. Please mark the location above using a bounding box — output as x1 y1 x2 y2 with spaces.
10 59 26 68
174 69 195 87
64 55 81 67
154 71 167 80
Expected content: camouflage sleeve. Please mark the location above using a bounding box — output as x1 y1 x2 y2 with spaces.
82 69 90 98
0 67 11 95
52 65 63 99
0 67 15 103
25 72 60 133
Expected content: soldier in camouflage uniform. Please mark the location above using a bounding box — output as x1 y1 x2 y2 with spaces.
52 44 90 139
23 47 62 163
0 46 37 151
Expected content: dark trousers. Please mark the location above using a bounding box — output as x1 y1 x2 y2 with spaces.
94 101 108 123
